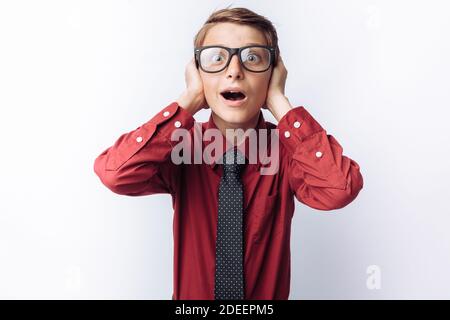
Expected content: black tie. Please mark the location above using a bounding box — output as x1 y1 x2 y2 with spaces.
214 147 245 300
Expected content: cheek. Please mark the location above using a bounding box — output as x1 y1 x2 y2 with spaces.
202 77 218 98
249 77 270 101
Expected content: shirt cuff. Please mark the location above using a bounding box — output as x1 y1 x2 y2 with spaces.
277 106 325 154
105 102 195 171
143 101 196 143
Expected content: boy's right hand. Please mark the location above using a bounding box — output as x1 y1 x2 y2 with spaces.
176 57 209 115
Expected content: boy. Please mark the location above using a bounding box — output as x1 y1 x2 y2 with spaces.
94 7 364 300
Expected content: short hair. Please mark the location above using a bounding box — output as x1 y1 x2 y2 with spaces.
193 6 280 60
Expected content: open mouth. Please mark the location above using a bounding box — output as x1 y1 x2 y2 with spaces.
220 90 247 101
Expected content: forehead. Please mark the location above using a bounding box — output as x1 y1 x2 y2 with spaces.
202 22 267 47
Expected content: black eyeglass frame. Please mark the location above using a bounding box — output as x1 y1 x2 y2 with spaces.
194 45 277 73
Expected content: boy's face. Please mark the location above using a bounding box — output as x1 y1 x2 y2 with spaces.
199 22 272 127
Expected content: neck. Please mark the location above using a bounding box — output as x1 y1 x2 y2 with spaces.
211 111 261 146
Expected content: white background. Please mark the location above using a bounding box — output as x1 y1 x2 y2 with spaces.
1 0 449 299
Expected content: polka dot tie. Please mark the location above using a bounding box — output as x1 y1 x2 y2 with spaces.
214 147 246 300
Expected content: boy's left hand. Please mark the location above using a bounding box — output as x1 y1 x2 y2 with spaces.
264 55 293 121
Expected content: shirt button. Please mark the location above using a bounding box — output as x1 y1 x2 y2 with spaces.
294 121 301 128
174 120 181 128
163 111 170 117
284 131 290 138
315 151 323 158
136 136 143 143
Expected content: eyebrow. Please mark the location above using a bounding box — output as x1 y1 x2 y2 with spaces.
213 43 266 47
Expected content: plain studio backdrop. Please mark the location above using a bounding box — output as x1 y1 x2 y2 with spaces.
1 0 449 299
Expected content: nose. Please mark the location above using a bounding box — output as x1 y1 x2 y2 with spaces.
226 54 244 79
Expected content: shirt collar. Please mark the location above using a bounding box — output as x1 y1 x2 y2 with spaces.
201 110 273 172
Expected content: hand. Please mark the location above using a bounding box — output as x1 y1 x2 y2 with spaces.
264 55 293 121
176 57 209 115
263 55 287 111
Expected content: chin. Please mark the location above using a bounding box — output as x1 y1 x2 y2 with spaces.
222 115 249 125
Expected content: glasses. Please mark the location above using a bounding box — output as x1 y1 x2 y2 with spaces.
194 45 276 73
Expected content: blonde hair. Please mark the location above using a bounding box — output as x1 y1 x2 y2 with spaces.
193 6 280 59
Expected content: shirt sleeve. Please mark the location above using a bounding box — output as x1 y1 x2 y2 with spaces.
277 106 364 210
93 101 195 196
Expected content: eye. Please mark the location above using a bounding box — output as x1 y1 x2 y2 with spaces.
247 54 259 62
211 54 225 63
243 52 262 64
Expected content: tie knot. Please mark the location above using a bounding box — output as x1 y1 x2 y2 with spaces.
222 148 245 175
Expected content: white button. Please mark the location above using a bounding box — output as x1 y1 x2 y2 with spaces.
284 131 290 138
163 111 170 117
315 151 323 158
294 121 301 128
136 136 143 143
174 121 181 128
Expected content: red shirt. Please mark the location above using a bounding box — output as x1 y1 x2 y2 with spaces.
93 101 364 299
